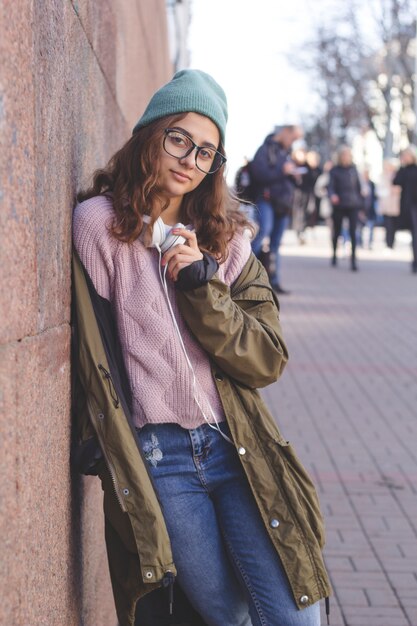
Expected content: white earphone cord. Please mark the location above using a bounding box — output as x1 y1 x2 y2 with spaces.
156 245 233 445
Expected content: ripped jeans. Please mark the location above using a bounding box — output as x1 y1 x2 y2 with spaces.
137 422 321 626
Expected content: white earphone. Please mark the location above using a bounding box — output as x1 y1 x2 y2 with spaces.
141 214 233 445
142 215 187 253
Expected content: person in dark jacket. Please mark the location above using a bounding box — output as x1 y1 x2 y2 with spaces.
291 147 309 243
72 70 330 626
328 145 363 271
361 169 378 249
393 146 417 273
292 149 323 242
304 151 323 229
234 157 258 204
250 125 304 294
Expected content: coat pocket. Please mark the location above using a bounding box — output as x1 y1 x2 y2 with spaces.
275 440 326 549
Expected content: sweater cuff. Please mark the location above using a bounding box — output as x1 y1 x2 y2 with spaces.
175 252 219 291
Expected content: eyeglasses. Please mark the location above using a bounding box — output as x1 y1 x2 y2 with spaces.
163 129 227 174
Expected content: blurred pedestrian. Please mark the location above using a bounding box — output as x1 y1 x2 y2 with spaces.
303 150 323 232
314 160 333 223
234 157 257 204
250 124 304 294
72 69 329 626
328 145 363 271
234 157 258 224
291 146 309 244
291 149 323 243
393 146 417 273
294 150 323 243
360 169 378 249
378 159 401 248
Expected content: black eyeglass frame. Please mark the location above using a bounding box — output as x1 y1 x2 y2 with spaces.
163 128 227 174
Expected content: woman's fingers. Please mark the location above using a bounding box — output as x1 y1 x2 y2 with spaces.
161 230 203 281
172 228 199 249
169 262 189 281
163 245 202 265
167 250 201 280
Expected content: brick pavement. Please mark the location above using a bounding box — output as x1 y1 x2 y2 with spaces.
263 226 417 626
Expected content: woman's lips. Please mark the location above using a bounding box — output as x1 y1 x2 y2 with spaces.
171 170 191 182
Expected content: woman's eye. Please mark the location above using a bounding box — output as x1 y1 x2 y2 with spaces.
199 148 214 160
171 134 187 146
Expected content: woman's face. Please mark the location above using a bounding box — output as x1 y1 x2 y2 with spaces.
156 112 220 205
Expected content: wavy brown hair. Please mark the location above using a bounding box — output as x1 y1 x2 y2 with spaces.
77 114 253 262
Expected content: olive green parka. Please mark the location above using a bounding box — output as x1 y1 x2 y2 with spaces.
71 248 331 626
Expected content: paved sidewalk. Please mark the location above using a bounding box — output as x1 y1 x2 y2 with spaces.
264 226 417 626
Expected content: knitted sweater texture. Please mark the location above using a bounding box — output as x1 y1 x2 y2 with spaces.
73 195 251 429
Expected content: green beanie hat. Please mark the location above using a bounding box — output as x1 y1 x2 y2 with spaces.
132 69 228 144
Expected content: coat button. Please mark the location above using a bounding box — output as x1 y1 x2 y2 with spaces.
214 372 224 381
145 571 153 579
270 518 280 528
300 595 309 605
238 446 246 456
123 488 130 496
97 413 104 420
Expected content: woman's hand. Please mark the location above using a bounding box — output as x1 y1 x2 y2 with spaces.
161 229 203 281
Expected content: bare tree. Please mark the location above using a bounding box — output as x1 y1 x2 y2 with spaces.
292 0 417 157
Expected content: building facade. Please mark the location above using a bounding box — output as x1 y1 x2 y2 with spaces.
0 2 177 623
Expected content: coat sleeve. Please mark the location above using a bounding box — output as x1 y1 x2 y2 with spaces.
355 168 363 198
392 168 405 187
327 168 336 198
176 254 289 389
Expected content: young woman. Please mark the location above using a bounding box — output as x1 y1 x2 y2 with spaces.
72 69 330 626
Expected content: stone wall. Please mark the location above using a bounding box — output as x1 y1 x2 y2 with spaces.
0 2 172 624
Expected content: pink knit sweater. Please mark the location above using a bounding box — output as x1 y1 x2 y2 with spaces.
73 195 251 429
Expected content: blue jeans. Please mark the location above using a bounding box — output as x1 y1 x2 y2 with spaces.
137 422 321 626
251 198 290 286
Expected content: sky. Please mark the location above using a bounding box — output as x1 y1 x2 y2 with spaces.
187 0 389 183
188 0 320 183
